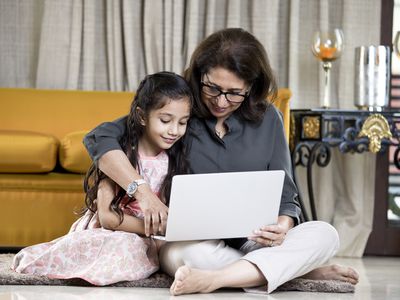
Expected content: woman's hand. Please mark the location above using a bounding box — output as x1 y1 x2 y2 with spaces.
98 150 169 237
135 184 168 237
248 215 294 247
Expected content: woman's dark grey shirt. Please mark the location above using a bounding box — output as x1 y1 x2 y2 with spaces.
84 105 301 225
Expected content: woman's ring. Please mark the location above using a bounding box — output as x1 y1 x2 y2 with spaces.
269 240 274 247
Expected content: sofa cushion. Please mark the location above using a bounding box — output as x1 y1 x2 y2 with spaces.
59 131 92 174
0 130 59 173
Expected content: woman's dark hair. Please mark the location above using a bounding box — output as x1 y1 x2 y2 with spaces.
184 28 277 123
83 72 194 223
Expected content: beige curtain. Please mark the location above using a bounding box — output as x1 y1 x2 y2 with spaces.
0 0 382 257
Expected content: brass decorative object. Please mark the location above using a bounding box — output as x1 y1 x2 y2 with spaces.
289 114 296 151
358 114 392 153
303 116 320 139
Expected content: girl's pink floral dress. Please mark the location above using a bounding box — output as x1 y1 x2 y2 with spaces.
12 151 168 286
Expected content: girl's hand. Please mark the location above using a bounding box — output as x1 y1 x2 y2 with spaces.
248 215 294 247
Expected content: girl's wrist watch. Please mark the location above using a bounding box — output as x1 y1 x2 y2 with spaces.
126 179 147 198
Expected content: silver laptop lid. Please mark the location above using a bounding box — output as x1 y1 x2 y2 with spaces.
164 170 285 242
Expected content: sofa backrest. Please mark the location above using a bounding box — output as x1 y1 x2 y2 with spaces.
0 88 133 140
0 87 291 141
272 88 291 142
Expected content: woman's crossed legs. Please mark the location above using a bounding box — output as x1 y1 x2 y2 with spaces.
159 221 359 295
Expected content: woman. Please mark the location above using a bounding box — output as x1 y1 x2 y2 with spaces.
83 28 359 295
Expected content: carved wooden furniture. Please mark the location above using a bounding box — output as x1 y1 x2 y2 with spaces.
290 109 400 221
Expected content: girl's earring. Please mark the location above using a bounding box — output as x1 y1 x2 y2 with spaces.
136 108 146 126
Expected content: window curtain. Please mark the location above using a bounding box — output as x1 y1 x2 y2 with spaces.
0 0 381 257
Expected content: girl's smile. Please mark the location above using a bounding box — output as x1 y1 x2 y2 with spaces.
139 97 191 157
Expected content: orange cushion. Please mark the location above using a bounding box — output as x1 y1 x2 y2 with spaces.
59 131 92 174
0 130 59 173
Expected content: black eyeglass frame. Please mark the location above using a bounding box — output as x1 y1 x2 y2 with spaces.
200 81 250 104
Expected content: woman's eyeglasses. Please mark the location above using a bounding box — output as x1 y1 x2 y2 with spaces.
200 82 249 103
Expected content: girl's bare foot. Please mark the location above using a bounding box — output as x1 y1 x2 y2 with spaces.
170 265 219 296
303 264 359 285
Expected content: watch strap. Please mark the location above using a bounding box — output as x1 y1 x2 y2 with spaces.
135 179 147 186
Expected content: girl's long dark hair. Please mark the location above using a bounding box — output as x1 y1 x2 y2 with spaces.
83 72 194 224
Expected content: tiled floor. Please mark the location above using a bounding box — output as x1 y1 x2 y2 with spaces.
0 256 399 300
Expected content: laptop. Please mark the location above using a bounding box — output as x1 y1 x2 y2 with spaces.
154 170 285 242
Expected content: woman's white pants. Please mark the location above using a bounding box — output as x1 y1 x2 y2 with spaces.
159 221 339 293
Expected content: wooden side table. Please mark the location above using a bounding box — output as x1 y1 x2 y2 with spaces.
290 109 400 255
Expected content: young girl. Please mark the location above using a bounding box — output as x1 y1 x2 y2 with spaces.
11 71 193 285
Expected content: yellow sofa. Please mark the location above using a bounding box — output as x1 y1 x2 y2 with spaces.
0 87 291 248
0 88 133 247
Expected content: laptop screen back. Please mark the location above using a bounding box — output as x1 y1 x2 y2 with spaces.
164 170 285 242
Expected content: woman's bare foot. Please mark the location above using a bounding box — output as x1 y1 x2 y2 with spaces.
303 264 359 285
170 265 219 296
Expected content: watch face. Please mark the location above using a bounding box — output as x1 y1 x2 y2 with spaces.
127 182 138 196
